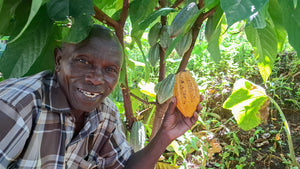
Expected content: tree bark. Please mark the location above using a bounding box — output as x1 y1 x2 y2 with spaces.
93 1 136 130
150 0 169 139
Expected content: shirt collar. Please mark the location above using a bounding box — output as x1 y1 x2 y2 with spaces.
43 72 71 113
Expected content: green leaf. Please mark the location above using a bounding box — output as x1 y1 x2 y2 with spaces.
154 74 175 104
0 0 3 11
62 15 93 43
138 8 176 30
294 0 298 8
93 0 120 14
0 6 54 78
223 79 268 131
204 0 220 12
220 0 268 27
206 6 223 63
129 0 156 40
135 39 151 82
245 20 277 82
47 0 69 21
0 0 23 36
251 5 267 29
129 0 156 25
269 0 287 51
62 0 94 43
9 0 44 43
279 0 300 58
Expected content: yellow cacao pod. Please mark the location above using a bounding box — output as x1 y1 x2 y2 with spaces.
173 70 200 117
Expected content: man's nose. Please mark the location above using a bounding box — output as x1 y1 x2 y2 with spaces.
85 69 104 85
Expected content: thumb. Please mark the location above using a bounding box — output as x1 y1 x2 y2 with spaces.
166 96 177 115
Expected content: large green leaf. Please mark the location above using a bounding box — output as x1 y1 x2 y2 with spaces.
129 0 156 27
138 8 176 30
223 79 268 131
135 40 151 82
204 0 220 12
0 6 54 78
279 0 300 58
206 6 224 63
9 0 44 43
0 0 31 38
245 20 277 82
60 0 94 43
251 5 267 29
24 27 58 76
47 0 69 21
220 0 268 27
129 0 156 40
94 0 122 17
268 0 286 51
0 0 23 36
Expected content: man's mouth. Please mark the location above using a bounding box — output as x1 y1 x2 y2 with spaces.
78 88 102 98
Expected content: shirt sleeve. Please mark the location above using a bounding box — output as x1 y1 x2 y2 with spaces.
0 100 31 168
95 117 133 169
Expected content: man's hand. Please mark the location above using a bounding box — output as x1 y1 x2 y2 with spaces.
124 96 203 169
160 96 203 142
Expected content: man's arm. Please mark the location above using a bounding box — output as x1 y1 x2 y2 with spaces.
124 97 200 169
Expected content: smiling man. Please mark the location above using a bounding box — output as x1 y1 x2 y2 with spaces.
0 25 200 169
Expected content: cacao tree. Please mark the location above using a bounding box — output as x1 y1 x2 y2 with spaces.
0 0 299 140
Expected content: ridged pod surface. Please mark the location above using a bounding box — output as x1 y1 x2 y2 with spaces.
173 70 200 117
148 23 161 47
130 121 146 152
159 25 171 49
175 30 192 57
148 43 160 67
154 74 175 104
169 2 199 38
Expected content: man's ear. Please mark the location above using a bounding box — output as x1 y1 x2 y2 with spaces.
54 48 62 72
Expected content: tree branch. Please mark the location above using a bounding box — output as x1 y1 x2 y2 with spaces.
119 0 129 27
93 5 119 29
177 4 216 73
171 0 185 8
130 92 157 105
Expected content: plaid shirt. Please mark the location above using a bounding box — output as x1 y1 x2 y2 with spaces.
0 71 133 169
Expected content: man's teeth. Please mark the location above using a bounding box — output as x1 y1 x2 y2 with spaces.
79 89 100 98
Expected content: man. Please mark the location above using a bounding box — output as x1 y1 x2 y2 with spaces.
0 25 200 168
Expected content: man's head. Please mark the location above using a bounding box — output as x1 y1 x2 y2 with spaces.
55 25 123 113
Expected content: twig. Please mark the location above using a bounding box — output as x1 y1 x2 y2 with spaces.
93 6 119 29
130 92 157 105
170 0 185 8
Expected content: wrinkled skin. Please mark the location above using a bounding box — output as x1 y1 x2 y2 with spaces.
55 28 123 114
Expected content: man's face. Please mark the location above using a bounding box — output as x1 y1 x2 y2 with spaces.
55 37 123 113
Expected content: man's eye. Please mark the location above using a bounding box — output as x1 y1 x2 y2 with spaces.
78 59 89 65
105 67 118 73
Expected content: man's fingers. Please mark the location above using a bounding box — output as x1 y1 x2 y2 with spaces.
166 96 177 115
196 103 202 112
